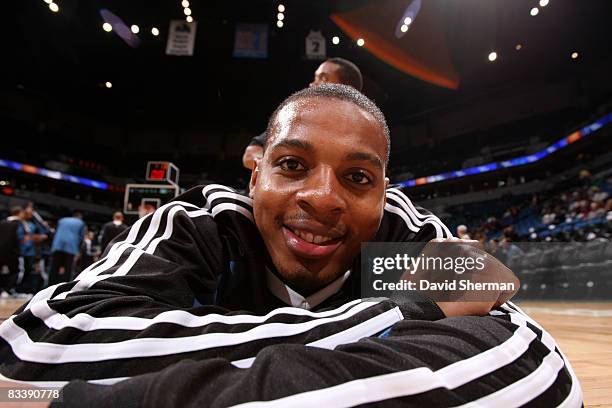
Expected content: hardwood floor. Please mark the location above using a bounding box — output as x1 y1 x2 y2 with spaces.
1 299 610 407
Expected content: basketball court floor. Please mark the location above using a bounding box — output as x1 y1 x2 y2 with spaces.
1 299 610 407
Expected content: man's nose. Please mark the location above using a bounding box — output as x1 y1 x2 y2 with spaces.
296 166 347 217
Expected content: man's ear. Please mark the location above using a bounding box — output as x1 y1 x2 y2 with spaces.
248 158 260 198
383 177 389 204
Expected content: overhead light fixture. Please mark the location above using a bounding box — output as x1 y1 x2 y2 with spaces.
151 27 160 36
43 0 52 4
332 36 340 45
102 22 112 32
105 81 112 89
184 7 192 16
278 4 285 12
131 24 139 34
539 0 549 7
488 51 498 62
403 17 412 25
276 20 283 28
181 0 190 8
186 15 193 23
400 24 409 33
571 52 579 59
515 43 523 50
49 2 59 12
530 7 539 16
277 12 284 21
357 38 365 47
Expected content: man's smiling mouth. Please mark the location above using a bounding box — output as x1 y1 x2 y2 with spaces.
281 224 345 258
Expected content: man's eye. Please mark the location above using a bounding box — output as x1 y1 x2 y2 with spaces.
346 172 371 185
279 159 305 171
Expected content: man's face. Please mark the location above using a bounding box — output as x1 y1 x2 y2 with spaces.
309 61 343 88
250 98 388 293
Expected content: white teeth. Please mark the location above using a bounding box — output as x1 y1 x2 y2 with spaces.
313 235 331 244
292 229 332 244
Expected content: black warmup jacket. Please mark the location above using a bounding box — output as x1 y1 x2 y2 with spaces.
0 184 581 407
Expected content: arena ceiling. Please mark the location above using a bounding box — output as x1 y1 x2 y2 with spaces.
3 0 612 135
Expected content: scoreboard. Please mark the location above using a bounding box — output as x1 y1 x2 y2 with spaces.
146 161 179 186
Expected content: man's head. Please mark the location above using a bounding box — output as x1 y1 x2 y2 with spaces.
73 210 83 219
250 84 389 293
23 207 33 220
10 206 24 218
112 211 124 222
310 58 363 91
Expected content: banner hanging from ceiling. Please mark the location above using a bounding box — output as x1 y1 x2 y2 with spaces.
305 30 326 60
233 24 268 58
166 20 198 56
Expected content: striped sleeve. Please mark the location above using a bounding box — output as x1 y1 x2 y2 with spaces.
50 303 581 407
379 187 453 241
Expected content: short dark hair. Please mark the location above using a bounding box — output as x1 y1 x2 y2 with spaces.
10 206 23 216
326 58 363 91
265 83 390 165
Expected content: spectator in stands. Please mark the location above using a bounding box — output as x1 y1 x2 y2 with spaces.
541 207 556 225
591 186 608 203
605 198 612 213
587 202 605 219
16 205 48 294
49 210 86 285
0 207 24 297
456 224 471 239
99 211 129 253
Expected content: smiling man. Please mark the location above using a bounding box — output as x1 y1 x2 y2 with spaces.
250 86 388 295
0 85 580 407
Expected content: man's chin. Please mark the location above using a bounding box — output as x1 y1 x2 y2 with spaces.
277 262 339 295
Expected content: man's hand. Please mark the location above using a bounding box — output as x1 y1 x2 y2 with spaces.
414 238 519 317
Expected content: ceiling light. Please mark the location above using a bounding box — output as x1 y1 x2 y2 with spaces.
515 43 523 50
400 24 408 32
278 4 285 12
332 36 339 45
151 27 159 36
49 2 59 12
43 0 52 4
571 52 579 59
539 0 549 7
131 24 139 34
488 51 498 62
181 0 189 7
357 38 365 47
103 22 112 32
530 7 539 16
277 12 284 20
186 15 193 23
184 7 192 16
276 20 283 28
403 17 412 25
105 81 112 89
